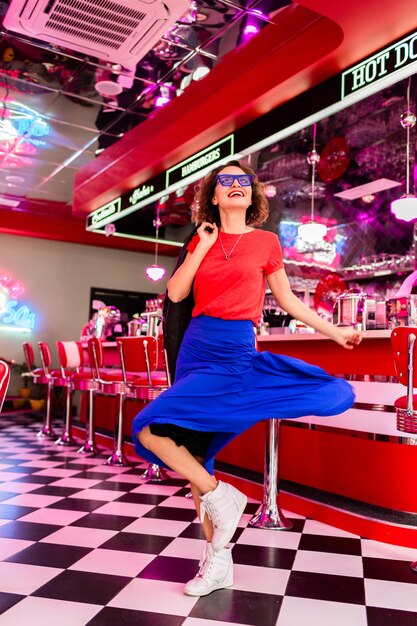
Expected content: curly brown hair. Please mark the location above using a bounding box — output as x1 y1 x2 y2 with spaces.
192 160 269 226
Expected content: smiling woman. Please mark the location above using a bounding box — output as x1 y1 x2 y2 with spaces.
131 160 362 598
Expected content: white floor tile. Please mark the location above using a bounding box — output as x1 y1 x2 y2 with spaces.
70 548 155 577
233 563 290 595
361 539 417 561
108 578 199 615
0 538 34 560
104 473 143 483
122 517 191 537
0 471 28 481
40 526 118 548
183 619 248 626
303 520 360 539
160 495 197 509
293 550 364 578
67 488 126 501
160 537 206 560
0 597 101 626
18 508 88 525
281 509 306 520
33 469 82 478
85 465 131 474
0 562 62 595
130 484 182 496
0 481 43 493
365 578 417 612
276 597 367 626
237 527 301 550
1 494 64 507
20 460 64 468
48 477 103 489
92 501 155 518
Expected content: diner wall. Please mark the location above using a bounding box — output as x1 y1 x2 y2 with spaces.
0 233 176 374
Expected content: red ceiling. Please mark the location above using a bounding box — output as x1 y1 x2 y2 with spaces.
74 0 417 219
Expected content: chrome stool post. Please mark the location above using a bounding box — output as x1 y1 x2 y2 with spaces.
78 389 101 455
249 418 292 530
55 382 76 446
140 463 169 481
107 394 132 466
412 561 417 573
37 380 56 439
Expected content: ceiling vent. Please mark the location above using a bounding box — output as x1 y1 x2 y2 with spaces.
3 0 188 66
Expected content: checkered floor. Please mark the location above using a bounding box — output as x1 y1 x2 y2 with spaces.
0 412 416 626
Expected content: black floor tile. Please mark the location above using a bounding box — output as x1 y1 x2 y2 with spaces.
143 506 197 522
46 498 106 512
138 556 199 583
363 557 417 584
92 481 138 492
87 607 184 626
114 493 168 505
100 532 174 554
6 542 91 568
190 589 283 625
13 475 55 484
147 478 188 487
32 570 130 605
71 513 134 531
0 521 61 541
367 606 417 626
232 543 296 569
179 523 208 540
0 491 19 502
0 504 36 520
0 592 24 615
29 485 80 497
298 533 362 555
286 570 366 604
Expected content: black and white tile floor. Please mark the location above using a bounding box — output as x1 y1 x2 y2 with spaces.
0 412 416 626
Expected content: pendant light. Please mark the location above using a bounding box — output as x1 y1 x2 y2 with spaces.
145 205 166 282
298 123 328 244
391 78 417 222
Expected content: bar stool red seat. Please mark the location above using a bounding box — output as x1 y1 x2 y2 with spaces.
56 341 101 454
117 335 170 481
87 337 136 466
38 341 78 446
23 341 58 438
0 360 10 412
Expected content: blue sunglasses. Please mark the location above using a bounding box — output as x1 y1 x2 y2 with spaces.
216 174 254 186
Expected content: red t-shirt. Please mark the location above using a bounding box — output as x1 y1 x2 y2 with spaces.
186 229 283 324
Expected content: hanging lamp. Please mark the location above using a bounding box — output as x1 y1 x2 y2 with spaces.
145 205 167 282
298 123 327 244
391 78 417 222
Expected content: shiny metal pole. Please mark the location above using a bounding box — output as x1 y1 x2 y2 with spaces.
56 384 76 446
107 394 132 466
78 389 101 455
37 380 55 438
411 561 417 573
140 463 169 481
249 419 292 529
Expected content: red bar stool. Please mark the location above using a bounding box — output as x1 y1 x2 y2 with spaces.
390 326 417 573
23 341 56 438
87 337 134 466
117 335 170 481
0 360 10 412
38 341 76 446
56 341 101 455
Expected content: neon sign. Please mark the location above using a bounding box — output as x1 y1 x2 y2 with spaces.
0 274 36 333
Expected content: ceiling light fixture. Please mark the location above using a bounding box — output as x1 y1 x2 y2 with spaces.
391 78 417 222
298 124 327 244
145 205 166 282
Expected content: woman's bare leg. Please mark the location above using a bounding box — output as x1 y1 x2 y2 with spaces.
190 456 214 543
138 427 217 494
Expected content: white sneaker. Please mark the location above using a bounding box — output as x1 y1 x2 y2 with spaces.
184 543 233 596
200 481 247 551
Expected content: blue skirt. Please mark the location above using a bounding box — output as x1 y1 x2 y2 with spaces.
132 315 354 474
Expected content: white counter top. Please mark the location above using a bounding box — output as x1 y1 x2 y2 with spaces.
257 329 391 342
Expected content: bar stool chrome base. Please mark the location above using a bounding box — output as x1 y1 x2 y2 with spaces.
249 503 293 530
249 419 293 530
140 463 169 481
185 490 193 499
36 424 56 438
55 431 77 446
106 449 133 467
411 561 417 573
78 439 101 455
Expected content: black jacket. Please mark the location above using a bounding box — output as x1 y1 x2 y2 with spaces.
162 227 198 382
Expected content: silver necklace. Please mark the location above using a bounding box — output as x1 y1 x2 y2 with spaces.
218 231 245 260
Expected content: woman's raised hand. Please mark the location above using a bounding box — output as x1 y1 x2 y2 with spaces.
333 326 364 350
197 222 218 249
